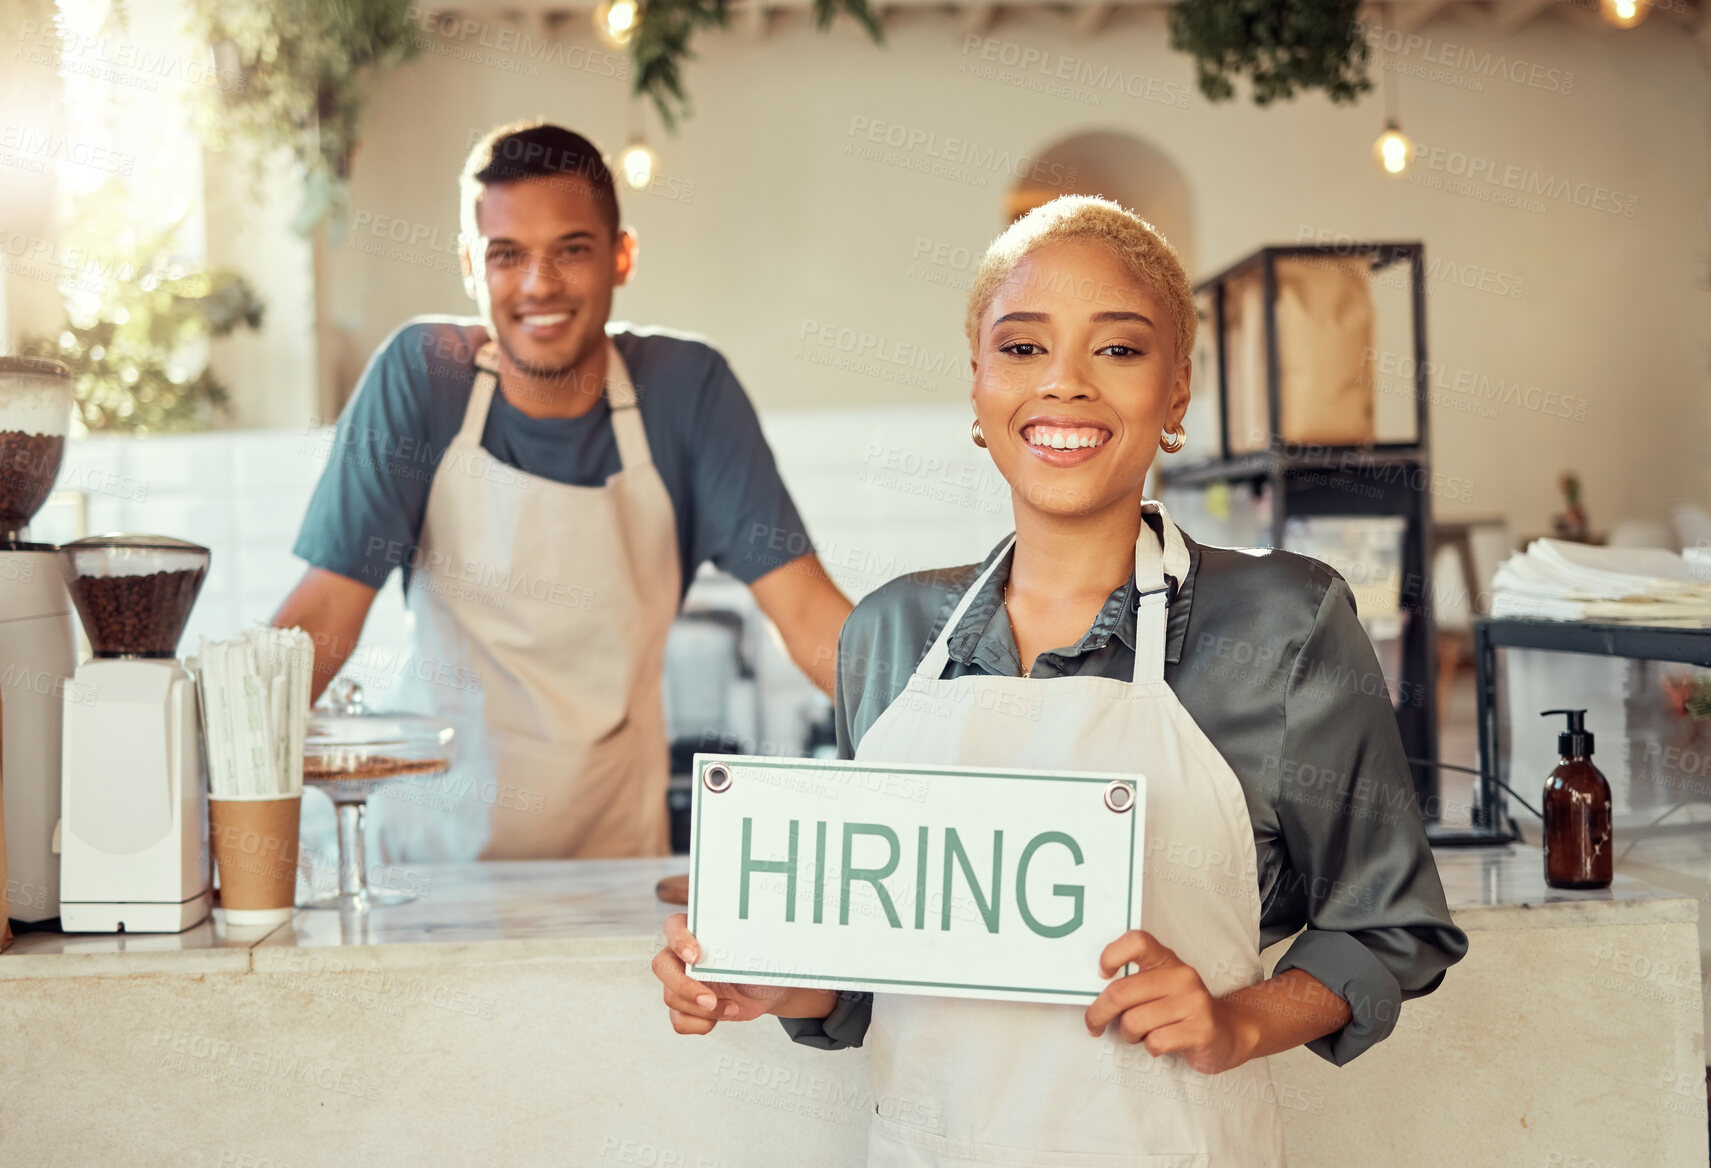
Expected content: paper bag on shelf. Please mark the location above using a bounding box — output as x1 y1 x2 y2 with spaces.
1224 266 1269 454
1226 257 1378 454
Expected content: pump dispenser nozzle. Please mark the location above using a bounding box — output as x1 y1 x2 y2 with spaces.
1542 709 1594 758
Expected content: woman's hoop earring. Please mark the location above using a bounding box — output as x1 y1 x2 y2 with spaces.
971 420 988 448
1160 425 1186 454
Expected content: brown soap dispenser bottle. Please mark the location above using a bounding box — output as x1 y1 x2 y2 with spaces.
1541 709 1612 889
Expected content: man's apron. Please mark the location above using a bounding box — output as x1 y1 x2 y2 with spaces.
853 502 1288 1167
374 340 680 860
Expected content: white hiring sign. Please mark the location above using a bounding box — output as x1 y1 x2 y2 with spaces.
686 754 1145 1004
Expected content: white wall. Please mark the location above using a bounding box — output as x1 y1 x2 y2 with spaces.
314 10 1711 543
202 147 319 430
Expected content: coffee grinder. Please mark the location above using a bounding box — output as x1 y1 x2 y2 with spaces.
0 357 76 925
59 535 212 932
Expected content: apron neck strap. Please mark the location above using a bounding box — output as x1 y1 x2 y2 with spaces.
459 343 502 444
1130 501 1172 685
604 341 653 471
460 340 653 471
913 501 1187 686
913 536 1015 681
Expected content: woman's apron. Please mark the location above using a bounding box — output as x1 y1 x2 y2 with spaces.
372 339 680 861
853 502 1287 1167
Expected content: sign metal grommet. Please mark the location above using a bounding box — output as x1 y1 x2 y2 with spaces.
703 763 733 793
1103 781 1135 814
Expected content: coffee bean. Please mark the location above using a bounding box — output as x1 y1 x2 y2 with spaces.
0 429 65 537
71 567 207 657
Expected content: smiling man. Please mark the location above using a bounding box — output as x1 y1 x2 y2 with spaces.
275 121 850 861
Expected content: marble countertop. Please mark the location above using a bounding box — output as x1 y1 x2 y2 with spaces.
1433 845 1698 932
3 845 1694 980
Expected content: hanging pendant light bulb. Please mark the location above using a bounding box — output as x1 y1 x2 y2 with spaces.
1598 0 1648 28
594 0 639 47
1370 6 1412 177
620 138 658 191
620 99 658 192
1373 119 1413 176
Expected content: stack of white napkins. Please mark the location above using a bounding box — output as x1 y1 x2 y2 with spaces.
193 627 314 798
1491 539 1711 626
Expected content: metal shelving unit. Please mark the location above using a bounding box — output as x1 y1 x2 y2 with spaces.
1157 243 1441 818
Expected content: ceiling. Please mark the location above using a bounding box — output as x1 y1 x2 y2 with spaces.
446 0 1710 44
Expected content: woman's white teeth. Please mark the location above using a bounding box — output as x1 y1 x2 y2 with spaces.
1025 426 1109 450
522 312 569 326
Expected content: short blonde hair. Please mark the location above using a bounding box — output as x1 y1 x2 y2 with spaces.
964 196 1196 367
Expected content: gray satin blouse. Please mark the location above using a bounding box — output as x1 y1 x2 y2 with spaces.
780 510 1469 1066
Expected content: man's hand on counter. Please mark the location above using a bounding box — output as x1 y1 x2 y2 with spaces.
653 913 838 1035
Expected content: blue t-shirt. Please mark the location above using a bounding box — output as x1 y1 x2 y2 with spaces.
293 317 810 597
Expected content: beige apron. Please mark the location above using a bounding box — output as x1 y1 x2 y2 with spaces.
378 339 680 860
854 502 1287 1167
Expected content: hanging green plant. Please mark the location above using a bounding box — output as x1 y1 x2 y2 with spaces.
185 0 423 236
1168 0 1371 105
18 182 264 435
632 0 883 129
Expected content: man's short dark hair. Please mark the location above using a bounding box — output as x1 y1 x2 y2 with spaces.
459 121 620 240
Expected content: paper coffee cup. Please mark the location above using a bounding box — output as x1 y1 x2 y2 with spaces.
210 794 301 921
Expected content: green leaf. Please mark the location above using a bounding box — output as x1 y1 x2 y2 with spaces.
18 185 264 435
634 0 882 127
185 0 423 234
1168 0 1370 106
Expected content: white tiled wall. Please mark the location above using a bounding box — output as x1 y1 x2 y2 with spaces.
34 406 1018 755
37 428 417 667
702 405 1017 753
758 405 1017 598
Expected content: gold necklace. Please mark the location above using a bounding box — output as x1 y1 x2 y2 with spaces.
1003 580 1032 679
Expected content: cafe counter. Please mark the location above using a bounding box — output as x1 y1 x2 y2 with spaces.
2 846 1704 1167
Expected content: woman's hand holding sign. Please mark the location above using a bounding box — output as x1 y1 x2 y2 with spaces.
654 913 839 1035
1086 930 1351 1075
1085 930 1253 1074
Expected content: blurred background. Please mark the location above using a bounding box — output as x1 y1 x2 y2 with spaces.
2 0 1709 859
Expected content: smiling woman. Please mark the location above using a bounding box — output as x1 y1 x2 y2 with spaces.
966 199 1199 668
653 195 1468 1166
